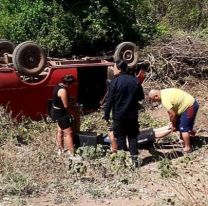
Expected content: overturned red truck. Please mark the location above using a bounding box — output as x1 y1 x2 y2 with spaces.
0 40 149 145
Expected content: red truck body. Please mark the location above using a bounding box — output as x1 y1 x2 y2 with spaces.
0 60 113 130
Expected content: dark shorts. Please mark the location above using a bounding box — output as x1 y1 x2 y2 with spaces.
177 100 199 132
57 115 74 130
51 108 73 130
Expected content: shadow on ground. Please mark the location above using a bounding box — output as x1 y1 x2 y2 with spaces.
141 135 208 166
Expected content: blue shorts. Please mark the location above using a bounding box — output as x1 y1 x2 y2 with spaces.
177 100 199 132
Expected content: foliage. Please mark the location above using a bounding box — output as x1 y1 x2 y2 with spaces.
76 145 106 160
0 0 75 56
175 1 207 30
139 112 167 128
0 172 39 196
154 0 208 31
68 161 87 178
0 0 207 56
0 0 158 56
80 111 109 133
57 0 158 55
197 27 208 40
158 158 176 178
110 150 135 173
0 106 53 145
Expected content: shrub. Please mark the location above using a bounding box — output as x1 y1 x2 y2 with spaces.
0 172 39 196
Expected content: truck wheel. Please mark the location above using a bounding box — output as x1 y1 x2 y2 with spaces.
113 42 139 67
12 41 46 76
0 39 15 57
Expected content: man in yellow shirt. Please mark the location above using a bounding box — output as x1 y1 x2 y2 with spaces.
149 88 199 154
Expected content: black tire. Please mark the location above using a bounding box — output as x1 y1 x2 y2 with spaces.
12 41 46 76
113 42 139 67
0 39 15 57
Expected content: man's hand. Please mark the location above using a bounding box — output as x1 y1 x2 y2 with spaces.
171 126 177 132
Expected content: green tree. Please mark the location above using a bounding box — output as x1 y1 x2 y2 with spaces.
0 0 76 56
66 0 158 55
154 0 208 31
0 0 173 56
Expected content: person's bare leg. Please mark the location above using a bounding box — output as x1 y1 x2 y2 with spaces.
108 131 117 152
181 132 191 152
56 126 64 151
63 127 74 155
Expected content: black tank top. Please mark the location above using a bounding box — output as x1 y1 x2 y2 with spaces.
52 84 68 109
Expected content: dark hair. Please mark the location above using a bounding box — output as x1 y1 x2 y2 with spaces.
115 60 128 72
62 75 75 84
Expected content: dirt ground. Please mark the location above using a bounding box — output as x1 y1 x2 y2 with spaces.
1 80 208 206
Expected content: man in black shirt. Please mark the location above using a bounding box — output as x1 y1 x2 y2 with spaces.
104 60 144 167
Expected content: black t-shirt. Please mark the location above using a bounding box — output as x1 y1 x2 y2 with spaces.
104 73 144 120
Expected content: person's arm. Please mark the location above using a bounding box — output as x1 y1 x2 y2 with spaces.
153 124 172 138
104 80 116 121
58 88 69 109
137 83 145 101
167 109 177 132
136 69 145 84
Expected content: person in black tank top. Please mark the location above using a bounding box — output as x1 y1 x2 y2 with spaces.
51 75 80 160
52 84 69 120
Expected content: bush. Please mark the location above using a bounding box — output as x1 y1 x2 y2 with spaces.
0 172 39 196
158 158 176 178
139 112 167 128
0 106 53 145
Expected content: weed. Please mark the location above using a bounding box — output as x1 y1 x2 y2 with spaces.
158 158 177 178
68 162 87 178
110 151 133 173
0 172 39 196
86 187 104 199
13 196 27 206
0 106 54 145
139 112 167 128
76 144 106 160
179 156 194 164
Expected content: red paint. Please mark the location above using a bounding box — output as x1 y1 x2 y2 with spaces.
136 69 145 84
0 58 147 134
0 60 113 130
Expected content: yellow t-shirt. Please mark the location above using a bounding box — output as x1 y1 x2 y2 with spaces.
161 88 195 115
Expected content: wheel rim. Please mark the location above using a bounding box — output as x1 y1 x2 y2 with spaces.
123 49 133 62
117 44 137 65
21 48 41 69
